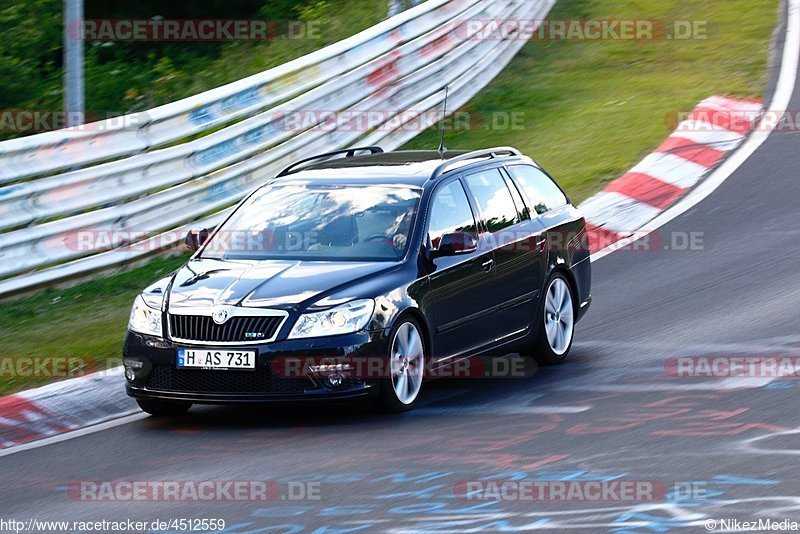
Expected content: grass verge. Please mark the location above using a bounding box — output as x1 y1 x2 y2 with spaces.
0 256 187 394
404 0 777 202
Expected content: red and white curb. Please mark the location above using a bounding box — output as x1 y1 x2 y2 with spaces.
0 368 135 450
580 96 764 252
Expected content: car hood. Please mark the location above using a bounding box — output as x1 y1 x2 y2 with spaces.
167 258 397 311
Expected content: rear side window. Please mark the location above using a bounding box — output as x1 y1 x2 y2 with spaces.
464 168 519 232
507 165 568 215
428 180 477 250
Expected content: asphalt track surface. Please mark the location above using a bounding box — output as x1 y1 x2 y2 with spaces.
3 8 800 534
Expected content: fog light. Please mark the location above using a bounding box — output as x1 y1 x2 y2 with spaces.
144 338 171 349
125 367 136 382
326 373 344 388
123 358 143 369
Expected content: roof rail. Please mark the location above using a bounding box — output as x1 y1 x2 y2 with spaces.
429 147 522 180
277 146 384 177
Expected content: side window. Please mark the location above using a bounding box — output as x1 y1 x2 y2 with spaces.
464 168 519 232
428 180 478 250
507 165 568 215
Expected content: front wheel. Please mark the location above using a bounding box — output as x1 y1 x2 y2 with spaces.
136 398 192 417
524 273 575 365
377 318 426 412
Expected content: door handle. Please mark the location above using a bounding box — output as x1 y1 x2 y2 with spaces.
535 235 547 250
481 258 494 272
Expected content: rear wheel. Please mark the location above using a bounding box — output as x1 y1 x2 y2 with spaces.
136 398 192 417
377 318 426 412
524 273 575 365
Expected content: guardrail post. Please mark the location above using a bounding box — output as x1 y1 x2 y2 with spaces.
64 0 85 127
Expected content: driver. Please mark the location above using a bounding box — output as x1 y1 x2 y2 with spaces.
389 211 413 250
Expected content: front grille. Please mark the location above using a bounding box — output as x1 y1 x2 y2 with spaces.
169 314 283 343
146 365 313 394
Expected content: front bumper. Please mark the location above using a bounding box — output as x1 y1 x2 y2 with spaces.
123 329 389 404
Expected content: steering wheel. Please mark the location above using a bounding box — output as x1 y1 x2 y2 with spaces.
364 233 402 256
364 233 392 243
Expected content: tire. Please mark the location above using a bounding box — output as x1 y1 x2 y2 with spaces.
377 317 426 413
525 272 576 365
136 398 192 417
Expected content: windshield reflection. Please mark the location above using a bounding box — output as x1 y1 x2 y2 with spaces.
201 184 421 262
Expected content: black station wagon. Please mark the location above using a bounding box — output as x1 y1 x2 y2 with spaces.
123 147 592 414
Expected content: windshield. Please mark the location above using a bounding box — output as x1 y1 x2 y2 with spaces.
201 184 421 261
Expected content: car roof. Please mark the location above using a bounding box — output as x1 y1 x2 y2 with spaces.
276 150 532 187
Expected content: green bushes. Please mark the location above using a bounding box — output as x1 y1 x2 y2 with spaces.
0 0 387 139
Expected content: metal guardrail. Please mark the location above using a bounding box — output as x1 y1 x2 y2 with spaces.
0 0 556 297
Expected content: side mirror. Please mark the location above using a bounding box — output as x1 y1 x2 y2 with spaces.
184 228 210 252
430 231 478 258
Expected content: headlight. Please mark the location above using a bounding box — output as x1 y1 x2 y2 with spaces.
289 299 375 339
128 295 163 337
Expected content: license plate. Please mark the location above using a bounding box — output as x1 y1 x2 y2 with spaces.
177 348 256 370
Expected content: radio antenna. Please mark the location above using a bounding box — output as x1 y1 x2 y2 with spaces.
437 86 449 158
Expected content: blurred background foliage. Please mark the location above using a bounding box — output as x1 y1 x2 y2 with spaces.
0 0 387 139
